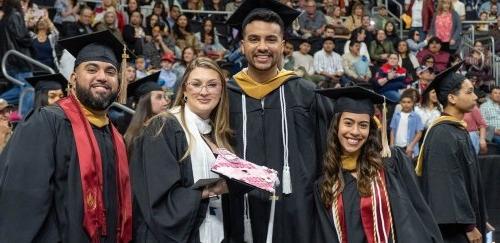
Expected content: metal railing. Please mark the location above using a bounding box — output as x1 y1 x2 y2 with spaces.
1 50 56 85
111 102 136 115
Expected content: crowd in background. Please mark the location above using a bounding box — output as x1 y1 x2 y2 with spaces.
0 0 499 154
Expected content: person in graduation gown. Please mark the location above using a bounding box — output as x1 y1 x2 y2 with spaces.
26 73 68 110
0 30 133 243
130 57 234 243
312 86 444 243
415 62 488 243
223 1 334 242
123 71 170 150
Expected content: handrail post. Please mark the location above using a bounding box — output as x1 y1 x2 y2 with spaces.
1 49 55 87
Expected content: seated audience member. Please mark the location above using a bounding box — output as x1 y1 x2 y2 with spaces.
53 0 78 33
373 5 391 30
158 52 178 94
123 0 140 24
293 40 315 76
146 1 168 26
361 14 375 44
413 65 435 94
144 14 161 37
298 0 327 39
143 24 175 70
373 53 408 102
205 0 227 22
314 37 344 88
397 40 419 83
390 89 424 158
282 40 295 71
123 10 146 55
464 105 488 154
94 0 125 31
406 29 429 56
477 11 490 32
491 15 500 55
31 16 60 71
384 21 401 49
182 0 207 22
94 10 123 41
464 40 493 82
64 6 93 38
135 56 148 79
343 27 371 63
480 86 500 144
342 40 371 86
325 5 350 37
370 29 395 66
173 47 197 83
416 37 450 73
173 14 202 52
344 3 364 32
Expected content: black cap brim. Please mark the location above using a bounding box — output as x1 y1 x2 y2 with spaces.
26 73 68 91
423 61 465 96
226 0 300 30
316 86 385 116
127 71 162 99
58 30 136 68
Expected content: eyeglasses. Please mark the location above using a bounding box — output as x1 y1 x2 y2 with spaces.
187 81 222 93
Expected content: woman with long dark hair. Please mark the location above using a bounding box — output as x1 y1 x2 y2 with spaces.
130 57 233 242
173 14 201 52
173 46 198 82
26 73 67 110
124 71 170 149
124 0 140 24
313 86 443 243
384 21 400 49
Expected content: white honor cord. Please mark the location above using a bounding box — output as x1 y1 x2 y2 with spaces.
266 193 277 243
280 86 292 194
241 94 253 243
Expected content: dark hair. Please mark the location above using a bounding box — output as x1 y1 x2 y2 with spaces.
350 27 366 42
173 14 192 39
437 81 464 106
126 0 140 15
428 37 442 46
79 5 92 15
124 92 154 150
130 10 143 23
491 85 500 93
384 21 395 34
401 88 419 103
408 29 420 40
320 113 383 207
325 24 335 31
420 89 442 111
180 46 197 66
242 9 284 36
349 40 361 47
34 90 49 109
152 0 168 20
200 17 215 44
397 40 410 56
323 37 336 45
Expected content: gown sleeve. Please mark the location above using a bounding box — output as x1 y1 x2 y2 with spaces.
387 147 444 243
130 115 207 242
0 110 57 242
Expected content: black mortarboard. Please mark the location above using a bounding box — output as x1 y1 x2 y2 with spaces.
316 86 385 116
127 72 162 100
26 73 68 92
58 30 135 68
423 62 465 98
226 0 300 30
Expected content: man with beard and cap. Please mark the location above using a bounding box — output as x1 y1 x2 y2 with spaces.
0 30 133 243
223 0 333 242
415 62 488 243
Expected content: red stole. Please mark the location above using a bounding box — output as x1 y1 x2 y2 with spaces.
335 170 392 243
58 95 132 243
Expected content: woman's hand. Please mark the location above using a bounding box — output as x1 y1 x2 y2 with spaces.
201 180 228 199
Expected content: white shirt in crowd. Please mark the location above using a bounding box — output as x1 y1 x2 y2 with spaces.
395 112 410 147
415 105 441 129
313 49 343 75
292 51 315 76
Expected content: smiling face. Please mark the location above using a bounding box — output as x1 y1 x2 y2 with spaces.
183 67 223 119
337 112 370 154
71 61 119 111
241 20 284 73
47 89 64 105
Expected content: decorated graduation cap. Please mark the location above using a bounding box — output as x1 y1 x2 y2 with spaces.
26 73 68 92
58 30 136 104
226 0 301 31
423 62 465 102
316 86 391 157
127 71 162 101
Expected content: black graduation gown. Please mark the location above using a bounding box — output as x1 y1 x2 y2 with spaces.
0 106 118 243
313 148 444 243
419 121 488 243
129 114 211 243
224 77 334 243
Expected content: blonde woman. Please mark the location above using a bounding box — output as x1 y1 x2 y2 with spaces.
130 57 233 243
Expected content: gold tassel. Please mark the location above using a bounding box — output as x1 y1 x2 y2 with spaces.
381 98 391 158
118 45 129 104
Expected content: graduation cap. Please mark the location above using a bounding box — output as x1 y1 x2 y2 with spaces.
423 62 465 98
127 71 162 101
316 86 391 157
26 73 68 92
226 0 301 31
58 30 136 104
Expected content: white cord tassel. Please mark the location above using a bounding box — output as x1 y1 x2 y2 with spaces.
242 94 254 243
266 192 277 243
280 87 292 194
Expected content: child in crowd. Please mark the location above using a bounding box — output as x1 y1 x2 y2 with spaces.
390 89 424 159
158 52 177 93
135 56 148 79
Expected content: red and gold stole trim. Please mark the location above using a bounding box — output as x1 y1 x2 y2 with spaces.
58 94 132 243
331 170 394 243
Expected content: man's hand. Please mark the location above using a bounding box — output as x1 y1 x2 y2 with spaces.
479 138 488 154
466 227 482 243
405 147 413 158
